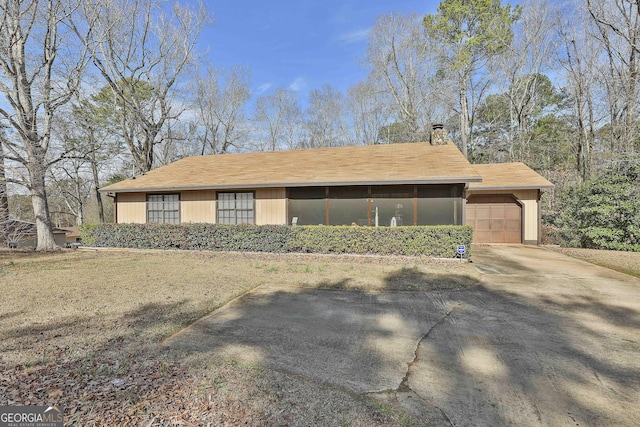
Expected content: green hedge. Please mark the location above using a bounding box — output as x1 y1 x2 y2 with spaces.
79 223 473 257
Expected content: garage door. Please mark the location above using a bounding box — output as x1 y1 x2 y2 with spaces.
466 195 522 243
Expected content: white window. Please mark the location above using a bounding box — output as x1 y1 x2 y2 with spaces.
217 192 254 224
147 194 180 224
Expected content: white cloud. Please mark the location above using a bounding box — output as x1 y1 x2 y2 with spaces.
337 28 370 44
288 77 306 92
255 83 272 95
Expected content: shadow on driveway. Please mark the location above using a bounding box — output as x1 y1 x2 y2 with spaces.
164 246 640 426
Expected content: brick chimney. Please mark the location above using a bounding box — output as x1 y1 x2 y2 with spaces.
430 123 448 146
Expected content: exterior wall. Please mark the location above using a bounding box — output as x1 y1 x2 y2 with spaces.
116 192 146 224
255 188 287 225
466 189 540 244
115 189 287 225
54 233 67 247
14 236 36 249
10 233 66 248
181 190 216 223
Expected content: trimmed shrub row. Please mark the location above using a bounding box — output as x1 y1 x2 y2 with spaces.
79 223 473 257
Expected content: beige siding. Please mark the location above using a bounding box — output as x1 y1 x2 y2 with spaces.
116 192 146 223
255 188 287 225
181 190 216 223
466 189 540 244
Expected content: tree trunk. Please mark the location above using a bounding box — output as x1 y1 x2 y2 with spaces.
91 158 105 223
28 148 57 251
0 141 9 246
75 178 84 226
459 76 469 158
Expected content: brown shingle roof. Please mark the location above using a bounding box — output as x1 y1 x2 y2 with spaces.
101 142 482 193
469 163 553 190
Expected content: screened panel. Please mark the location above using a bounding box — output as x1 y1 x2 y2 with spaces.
289 187 326 225
371 186 414 226
416 185 462 225
289 199 326 225
417 197 461 225
371 198 414 226
328 186 368 226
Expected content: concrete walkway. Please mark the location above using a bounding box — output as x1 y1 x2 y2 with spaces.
165 245 640 426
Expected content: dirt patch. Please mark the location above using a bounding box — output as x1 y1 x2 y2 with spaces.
550 247 640 279
0 249 473 425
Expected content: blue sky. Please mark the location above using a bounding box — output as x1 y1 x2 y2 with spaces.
203 1 436 104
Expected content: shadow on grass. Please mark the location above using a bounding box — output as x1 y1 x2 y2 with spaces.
2 249 640 426
384 266 479 291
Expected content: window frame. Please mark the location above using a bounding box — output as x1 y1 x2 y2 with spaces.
287 184 464 226
216 191 255 225
146 193 181 224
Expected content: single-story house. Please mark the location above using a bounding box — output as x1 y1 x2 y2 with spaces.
1 219 68 248
57 226 82 244
100 134 553 244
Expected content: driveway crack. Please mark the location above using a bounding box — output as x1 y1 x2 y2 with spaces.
395 302 462 426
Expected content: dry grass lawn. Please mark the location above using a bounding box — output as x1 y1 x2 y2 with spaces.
0 248 480 426
552 247 640 279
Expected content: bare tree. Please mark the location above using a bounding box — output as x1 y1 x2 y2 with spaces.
555 4 600 180
253 88 303 151
80 0 209 172
495 0 559 161
365 13 447 142
585 0 640 155
3 220 34 248
55 96 123 223
192 66 251 154
0 128 9 245
0 0 88 250
49 157 92 225
304 85 348 148
346 78 392 145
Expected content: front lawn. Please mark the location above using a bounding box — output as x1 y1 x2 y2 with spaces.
0 249 479 425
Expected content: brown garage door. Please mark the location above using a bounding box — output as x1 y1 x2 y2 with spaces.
466 195 522 243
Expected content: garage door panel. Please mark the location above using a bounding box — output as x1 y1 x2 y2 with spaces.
475 206 491 219
475 230 493 242
466 195 522 244
505 219 521 231
505 207 520 220
504 230 522 243
491 219 505 230
476 219 491 230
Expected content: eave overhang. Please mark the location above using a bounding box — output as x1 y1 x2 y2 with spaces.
100 176 483 194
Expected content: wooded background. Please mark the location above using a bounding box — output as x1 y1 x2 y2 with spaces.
0 0 638 250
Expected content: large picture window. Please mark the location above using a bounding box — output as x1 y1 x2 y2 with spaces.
218 192 254 224
147 194 180 224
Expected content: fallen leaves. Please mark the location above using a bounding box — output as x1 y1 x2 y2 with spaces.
0 351 277 426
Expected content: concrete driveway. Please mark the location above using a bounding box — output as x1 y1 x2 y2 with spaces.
165 246 640 426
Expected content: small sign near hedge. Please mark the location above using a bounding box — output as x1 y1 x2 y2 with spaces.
79 223 473 258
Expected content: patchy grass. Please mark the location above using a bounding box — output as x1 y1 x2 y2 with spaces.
0 248 479 425
552 247 640 279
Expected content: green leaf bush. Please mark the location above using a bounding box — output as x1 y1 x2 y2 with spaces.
79 224 473 257
558 160 640 251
